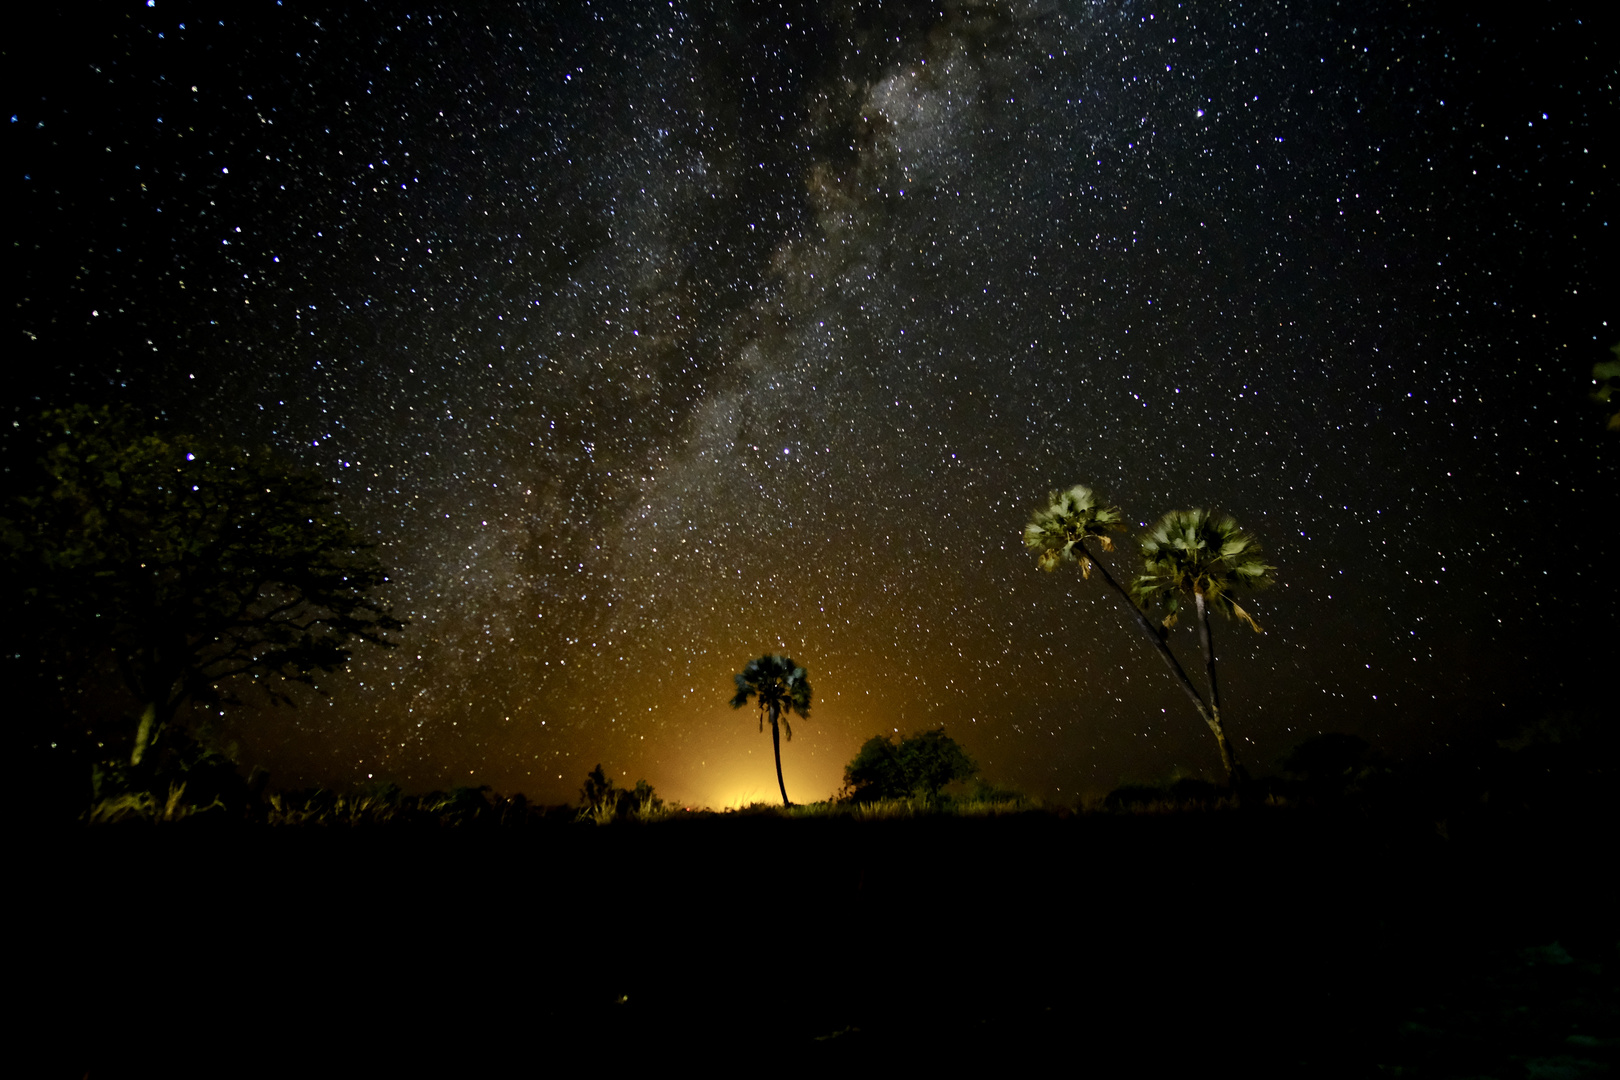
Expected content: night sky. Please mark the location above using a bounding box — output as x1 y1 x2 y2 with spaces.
10 0 1615 807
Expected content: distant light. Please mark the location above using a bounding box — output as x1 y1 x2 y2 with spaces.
782 447 790 455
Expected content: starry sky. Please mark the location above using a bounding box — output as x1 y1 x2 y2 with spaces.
10 0 1615 806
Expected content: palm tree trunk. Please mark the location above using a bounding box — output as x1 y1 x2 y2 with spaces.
1194 593 1221 716
1079 541 1230 774
130 648 184 766
769 703 790 806
1194 592 1241 788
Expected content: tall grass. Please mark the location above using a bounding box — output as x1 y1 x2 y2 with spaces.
86 783 227 823
734 794 1037 819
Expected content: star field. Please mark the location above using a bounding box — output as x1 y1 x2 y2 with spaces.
10 0 1615 804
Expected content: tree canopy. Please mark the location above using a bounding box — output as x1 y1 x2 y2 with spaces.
1 404 404 766
1022 483 1126 579
842 727 977 802
1132 509 1275 636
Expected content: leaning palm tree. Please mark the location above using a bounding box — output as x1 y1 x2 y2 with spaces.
1132 509 1276 785
1024 485 1223 763
728 654 812 806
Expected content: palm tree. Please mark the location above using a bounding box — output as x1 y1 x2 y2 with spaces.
1024 485 1222 757
728 654 812 806
1132 509 1275 785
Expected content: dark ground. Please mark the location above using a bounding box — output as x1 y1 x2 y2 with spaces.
21 809 1616 1076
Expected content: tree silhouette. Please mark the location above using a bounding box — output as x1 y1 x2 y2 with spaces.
1132 508 1275 785
1 405 404 766
1024 484 1222 763
843 726 976 802
842 736 908 803
1281 733 1383 801
728 654 811 806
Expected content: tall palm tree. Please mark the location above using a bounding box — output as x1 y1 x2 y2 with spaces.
1132 509 1275 785
1024 485 1220 755
728 654 812 806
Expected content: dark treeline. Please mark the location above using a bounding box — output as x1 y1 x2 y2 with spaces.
58 699 1615 840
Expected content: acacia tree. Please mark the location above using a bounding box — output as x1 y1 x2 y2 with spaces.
1131 509 1275 785
1023 485 1229 777
1 405 404 766
728 654 811 806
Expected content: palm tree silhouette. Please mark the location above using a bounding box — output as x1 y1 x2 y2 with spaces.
1132 509 1275 786
1024 485 1224 771
728 654 812 806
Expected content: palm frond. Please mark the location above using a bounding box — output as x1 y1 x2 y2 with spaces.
729 653 812 726
1023 483 1125 575
786 664 812 717
728 672 753 709
1136 508 1276 621
1229 601 1263 634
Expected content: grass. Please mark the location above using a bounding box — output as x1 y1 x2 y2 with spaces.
778 794 1039 819
85 782 227 824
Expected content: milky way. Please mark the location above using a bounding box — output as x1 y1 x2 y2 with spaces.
12 1 1615 804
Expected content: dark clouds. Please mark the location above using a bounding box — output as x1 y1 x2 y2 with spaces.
11 1 1615 803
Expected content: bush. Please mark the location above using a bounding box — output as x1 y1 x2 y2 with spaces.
577 765 664 823
842 727 977 802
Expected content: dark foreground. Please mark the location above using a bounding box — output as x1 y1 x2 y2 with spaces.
22 809 1616 1076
